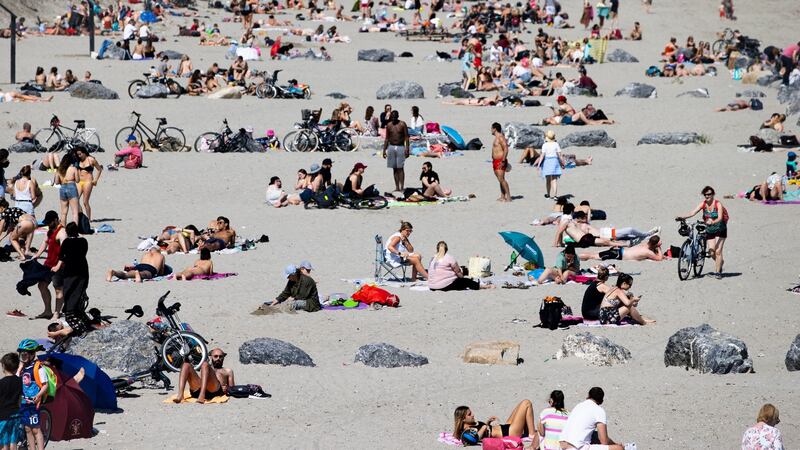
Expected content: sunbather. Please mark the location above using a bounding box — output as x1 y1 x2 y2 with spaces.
536 244 580 284
0 89 52 103
443 94 501 106
519 148 592 166
715 99 750 112
554 212 632 248
106 248 166 282
162 225 200 254
198 216 236 251
580 235 665 261
173 347 235 404
598 273 655 325
175 248 214 280
453 401 539 448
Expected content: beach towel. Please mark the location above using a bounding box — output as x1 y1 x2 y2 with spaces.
110 265 174 282
164 391 229 404
169 272 237 280
322 302 368 311
95 224 115 233
437 432 535 447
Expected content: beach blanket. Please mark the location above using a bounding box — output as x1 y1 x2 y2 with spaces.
341 278 426 288
164 391 229 404
387 195 471 208
110 265 174 282
437 432 535 447
322 302 368 311
169 272 237 281
560 315 640 327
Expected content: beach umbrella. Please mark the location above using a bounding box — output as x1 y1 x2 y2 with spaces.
139 11 157 23
42 354 117 411
499 231 545 269
440 125 466 149
42 367 95 442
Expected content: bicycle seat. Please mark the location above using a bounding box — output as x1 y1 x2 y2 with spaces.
125 305 144 318
143 72 153 77
74 120 86 128
157 117 167 125
168 302 181 314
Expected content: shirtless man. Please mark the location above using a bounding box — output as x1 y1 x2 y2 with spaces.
554 211 631 248
199 216 236 251
175 248 214 280
173 348 235 404
580 235 666 261
15 123 34 142
106 247 165 282
491 122 511 202
382 110 409 192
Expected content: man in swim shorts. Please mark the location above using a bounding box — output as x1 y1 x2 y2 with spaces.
199 216 236 251
106 248 166 283
383 110 409 192
580 235 665 262
491 122 511 202
554 212 630 248
173 347 235 404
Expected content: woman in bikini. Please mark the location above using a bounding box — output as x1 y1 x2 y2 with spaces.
0 89 52 103
187 70 205 96
163 225 200 254
55 152 80 225
676 185 728 278
204 69 219 92
175 248 214 280
453 401 539 448
0 198 37 260
598 273 655 325
75 146 103 222
443 94 500 106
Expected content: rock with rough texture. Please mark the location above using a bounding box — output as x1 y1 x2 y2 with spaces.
354 343 429 368
376 80 424 99
786 335 800 371
637 132 703 145
158 50 185 61
606 48 639 63
208 86 244 99
239 337 315 367
504 122 544 149
135 84 170 99
664 324 754 374
560 130 617 148
736 90 766 98
677 88 710 98
326 92 348 99
757 74 780 86
358 48 395 62
68 321 154 373
562 85 595 96
615 82 657 99
757 128 782 145
438 82 474 98
554 332 631 366
68 81 119 100
103 44 129 60
9 142 41 153
463 341 520 365
777 85 800 104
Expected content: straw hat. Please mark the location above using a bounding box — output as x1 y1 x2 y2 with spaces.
545 130 556 141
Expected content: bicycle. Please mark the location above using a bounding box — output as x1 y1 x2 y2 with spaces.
255 70 311 100
16 408 52 450
676 218 707 281
108 304 173 394
127 73 183 99
193 119 263 153
148 291 209 372
34 115 101 153
304 185 388 210
114 111 187 151
283 109 356 152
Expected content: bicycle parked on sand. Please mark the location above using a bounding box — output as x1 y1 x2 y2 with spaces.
255 69 311 99
676 218 707 280
283 109 358 152
128 72 183 99
114 111 186 151
304 185 388 210
35 115 101 152
194 119 263 153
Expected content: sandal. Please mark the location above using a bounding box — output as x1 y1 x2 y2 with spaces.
6 309 26 318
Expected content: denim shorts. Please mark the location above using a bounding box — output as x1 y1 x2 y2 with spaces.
59 182 79 201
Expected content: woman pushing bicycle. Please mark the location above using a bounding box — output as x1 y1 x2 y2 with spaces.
676 186 728 279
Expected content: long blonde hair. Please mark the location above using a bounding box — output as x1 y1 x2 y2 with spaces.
435 241 448 260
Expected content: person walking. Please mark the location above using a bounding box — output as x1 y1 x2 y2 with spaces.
536 130 565 198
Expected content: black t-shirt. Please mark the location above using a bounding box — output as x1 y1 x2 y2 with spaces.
379 112 390 129
320 168 332 187
59 236 89 277
609 0 619 13
0 375 21 420
420 170 439 185
581 280 604 319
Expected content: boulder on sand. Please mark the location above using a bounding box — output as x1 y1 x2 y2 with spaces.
463 341 521 365
786 335 800 371
664 324 754 374
354 343 429 368
560 130 616 148
68 321 154 373
605 48 639 63
157 50 185 60
615 82 656 98
503 122 544 149
68 81 119 100
554 332 631 366
637 132 703 145
376 81 424 99
208 86 244 99
358 49 395 62
677 88 710 98
135 84 170 99
438 82 474 98
239 337 315 367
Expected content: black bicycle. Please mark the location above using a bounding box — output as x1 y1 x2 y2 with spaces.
676 218 707 280
255 69 311 99
193 119 263 153
34 115 101 152
15 409 52 450
128 73 183 99
283 109 356 152
114 111 187 151
304 185 388 210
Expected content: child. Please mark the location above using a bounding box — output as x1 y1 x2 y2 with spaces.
16 339 47 450
0 353 22 450
787 151 797 179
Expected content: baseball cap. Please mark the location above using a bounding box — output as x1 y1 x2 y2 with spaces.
322 158 333 166
127 134 137 142
283 264 297 278
309 163 321 174
354 162 367 170
557 95 567 103
299 260 313 271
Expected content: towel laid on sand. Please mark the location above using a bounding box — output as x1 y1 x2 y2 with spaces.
164 391 229 404
169 272 237 280
437 432 535 447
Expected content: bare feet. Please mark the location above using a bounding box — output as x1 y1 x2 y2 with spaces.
134 271 142 283
586 156 593 165
196 397 206 404
172 396 183 404
106 269 113 282
73 367 85 383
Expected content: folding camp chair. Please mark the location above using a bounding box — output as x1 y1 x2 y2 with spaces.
374 235 409 282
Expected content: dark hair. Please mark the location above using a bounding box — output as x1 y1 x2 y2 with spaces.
647 235 660 247
65 222 79 237
390 110 399 120
702 186 715 196
564 244 576 256
73 145 88 157
579 200 590 206
298 169 307 176
269 176 280 185
184 224 199 233
0 148 8 161
19 165 32 179
36 66 44 75
549 390 566 412
1 353 19 374
562 202 575 215
616 273 633 287
200 248 211 260
217 216 230 226
573 211 587 220
365 105 374 119
588 387 604 404
555 196 567 206
491 122 501 132
422 161 432 170
0 198 8 210
44 210 59 226
411 105 420 117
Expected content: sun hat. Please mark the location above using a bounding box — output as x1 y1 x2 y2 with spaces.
299 260 313 271
545 130 556 141
309 163 321 174
283 264 297 278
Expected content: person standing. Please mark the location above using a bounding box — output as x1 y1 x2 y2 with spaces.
0 353 22 450
490 122 511 202
676 186 728 278
75 146 103 222
536 130 565 199
32 211 66 320
383 111 410 192
51 223 91 335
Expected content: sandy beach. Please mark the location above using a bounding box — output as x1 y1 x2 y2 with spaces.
0 0 799 448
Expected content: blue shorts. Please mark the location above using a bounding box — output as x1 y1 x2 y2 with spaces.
59 182 79 201
299 188 313 203
0 417 20 445
19 404 39 429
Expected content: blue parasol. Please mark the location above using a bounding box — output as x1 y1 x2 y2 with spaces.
42 353 117 411
499 231 545 269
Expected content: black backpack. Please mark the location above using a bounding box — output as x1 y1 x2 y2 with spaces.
314 186 337 209
77 212 94 235
539 297 564 330
749 98 763 110
465 138 483 150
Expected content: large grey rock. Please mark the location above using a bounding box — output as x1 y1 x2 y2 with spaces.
664 324 754 374
358 48 395 62
135 84 170 99
68 81 119 100
777 85 800 104
615 82 656 99
103 44 129 60
8 142 41 153
504 122 544 149
562 85 595 96
354 343 429 368
637 132 703 145
554 332 631 366
736 90 766 98
438 82 473 98
677 88 710 98
158 50 185 60
786 335 800 371
757 74 780 86
757 128 782 145
239 337 315 367
376 81 424 99
560 130 616 148
606 48 639 63
68 321 154 373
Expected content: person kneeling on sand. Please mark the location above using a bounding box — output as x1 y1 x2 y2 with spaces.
428 241 494 291
580 235 665 262
106 247 165 282
174 347 235 404
559 387 632 450
175 248 213 280
266 264 321 312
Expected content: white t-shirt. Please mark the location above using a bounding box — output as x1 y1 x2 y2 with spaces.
123 23 136 40
542 141 561 158
559 400 607 447
138 24 150 38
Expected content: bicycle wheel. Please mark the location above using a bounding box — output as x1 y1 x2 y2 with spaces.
255 82 268 99
39 409 51 448
161 331 208 372
677 239 692 281
693 238 707 277
338 128 360 152
282 131 299 152
156 127 187 151
355 196 388 210
75 128 101 152
35 128 66 152
295 130 318 152
711 39 726 55
114 127 143 151
333 129 353 152
193 132 221 152
128 80 146 99
303 87 311 99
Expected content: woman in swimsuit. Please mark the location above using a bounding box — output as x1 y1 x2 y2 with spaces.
175 248 214 280
676 185 728 278
581 266 609 320
0 89 52 103
163 225 200 254
597 273 655 325
55 152 80 225
761 113 786 132
12 165 40 216
75 146 103 222
443 94 500 106
453 401 539 448
0 198 37 259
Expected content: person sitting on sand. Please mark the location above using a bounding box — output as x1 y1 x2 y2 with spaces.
761 113 786 132
428 241 493 291
662 37 678 61
627 21 642 40
0 198 36 259
198 216 236 251
110 135 142 170
741 403 784 450
597 273 655 325
537 244 580 284
543 99 615 125
342 163 378 198
266 264 322 312
106 247 166 282
175 248 214 280
453 401 539 448
560 387 631 450
267 176 290 207
554 212 631 248
581 266 610 321
385 221 428 281
173 348 234 404
746 172 785 202
230 56 249 84
581 235 665 262
15 122 35 143
297 164 324 204
419 162 452 198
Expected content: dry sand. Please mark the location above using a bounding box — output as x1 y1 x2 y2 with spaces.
0 0 799 448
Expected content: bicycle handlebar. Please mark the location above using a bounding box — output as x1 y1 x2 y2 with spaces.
132 111 141 117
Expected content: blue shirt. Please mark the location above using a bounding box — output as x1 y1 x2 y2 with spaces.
20 364 46 403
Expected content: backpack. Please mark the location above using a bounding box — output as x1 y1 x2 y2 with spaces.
124 152 142 169
78 212 94 235
749 98 763 110
749 135 773 152
645 65 662 77
539 296 564 330
466 138 484 150
33 361 58 399
314 186 337 208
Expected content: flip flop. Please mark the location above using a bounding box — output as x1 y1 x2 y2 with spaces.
6 310 26 318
